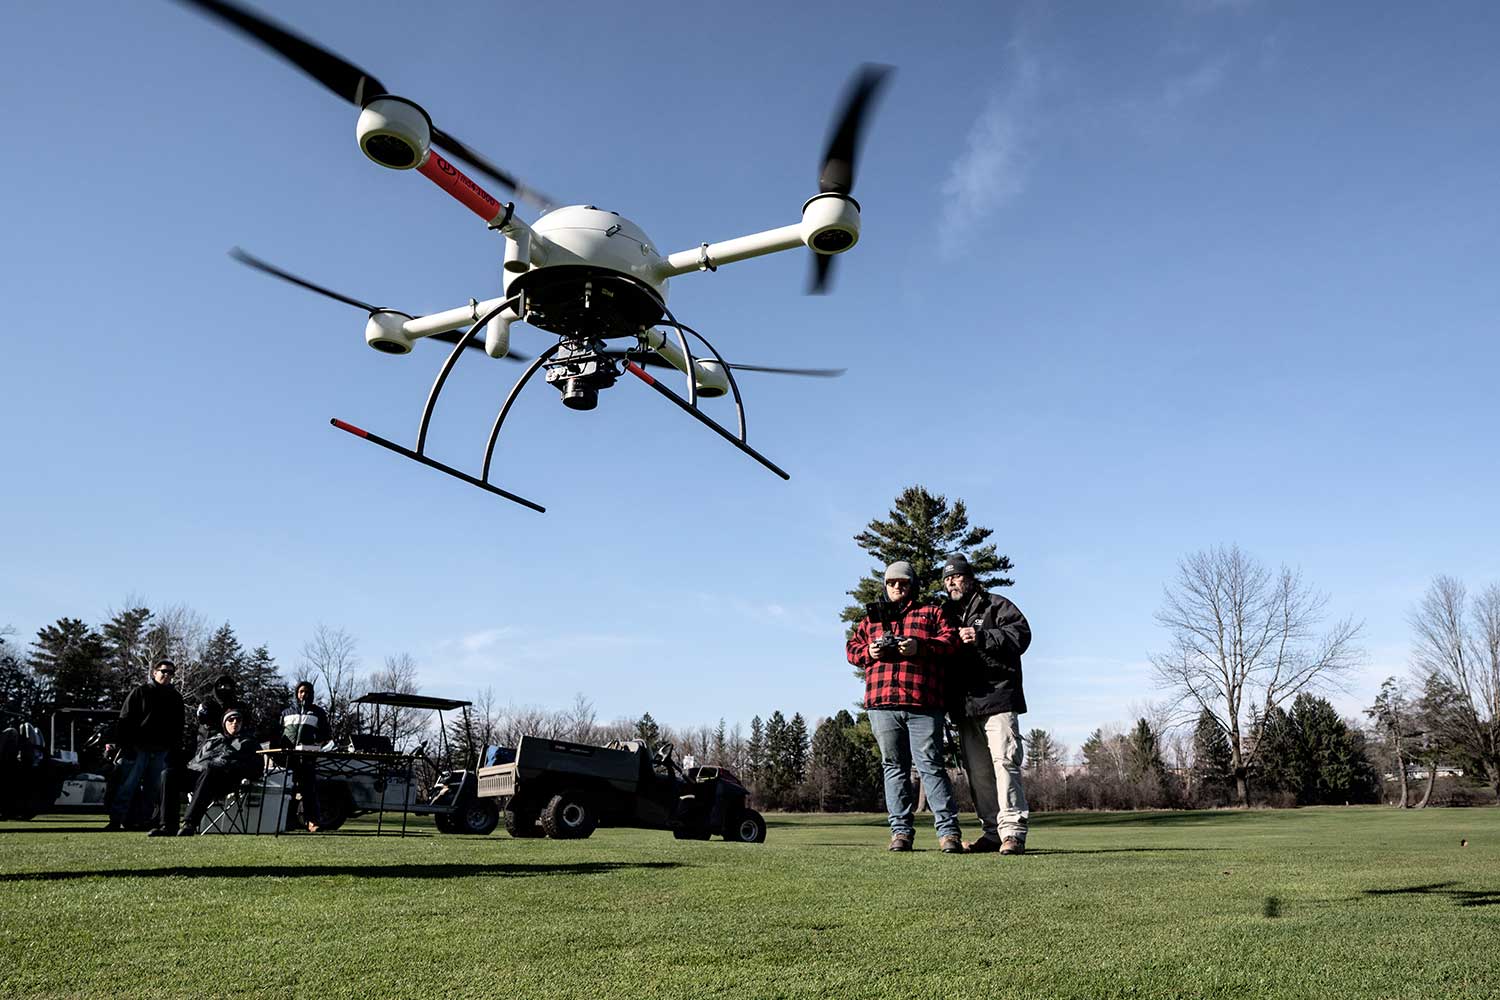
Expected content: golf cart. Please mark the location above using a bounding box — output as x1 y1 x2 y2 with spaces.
476 735 767 843
0 706 119 819
296 692 500 834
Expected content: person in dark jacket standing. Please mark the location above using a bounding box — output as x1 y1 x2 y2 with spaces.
107 659 185 834
196 674 252 740
281 680 330 832
846 560 964 854
176 708 261 835
941 554 1033 855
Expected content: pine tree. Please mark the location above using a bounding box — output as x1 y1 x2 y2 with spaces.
746 715 765 783
99 606 153 707
1126 719 1167 782
1025 729 1059 771
1191 709 1234 801
1 632 41 720
788 713 810 785
242 644 290 742
762 711 791 807
30 618 110 709
712 718 728 765
634 712 661 753
841 485 1014 632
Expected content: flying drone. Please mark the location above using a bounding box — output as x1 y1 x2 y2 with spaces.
179 0 891 513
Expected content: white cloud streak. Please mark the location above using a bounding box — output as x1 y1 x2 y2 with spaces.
938 52 1040 256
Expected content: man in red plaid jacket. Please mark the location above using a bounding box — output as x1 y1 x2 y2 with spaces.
846 560 964 853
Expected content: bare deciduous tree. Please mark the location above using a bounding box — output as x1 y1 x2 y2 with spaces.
1410 576 1500 797
1151 545 1363 806
300 624 361 739
368 652 424 749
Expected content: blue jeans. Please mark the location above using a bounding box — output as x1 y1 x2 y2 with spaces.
111 750 168 824
868 708 960 840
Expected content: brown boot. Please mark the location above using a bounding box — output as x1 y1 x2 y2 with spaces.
964 836 1002 854
888 833 913 852
999 837 1026 856
939 835 965 854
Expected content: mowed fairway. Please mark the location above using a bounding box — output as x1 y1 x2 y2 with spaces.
2 808 1495 999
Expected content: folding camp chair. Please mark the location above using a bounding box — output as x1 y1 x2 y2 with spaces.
196 778 254 835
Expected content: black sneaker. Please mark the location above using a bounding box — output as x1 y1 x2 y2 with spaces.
102 820 124 832
176 825 197 837
146 827 175 838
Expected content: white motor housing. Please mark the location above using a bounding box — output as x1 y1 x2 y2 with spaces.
485 312 512 359
365 311 414 354
800 193 862 254
692 359 730 398
356 96 432 170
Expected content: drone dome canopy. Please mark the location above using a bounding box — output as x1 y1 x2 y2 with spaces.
529 206 667 297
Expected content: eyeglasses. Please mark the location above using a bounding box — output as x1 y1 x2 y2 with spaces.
154 667 176 676
885 579 913 589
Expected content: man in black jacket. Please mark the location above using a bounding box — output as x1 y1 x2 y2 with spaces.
941 554 1033 855
107 659 185 834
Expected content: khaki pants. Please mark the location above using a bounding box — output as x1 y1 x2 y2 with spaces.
958 712 1029 843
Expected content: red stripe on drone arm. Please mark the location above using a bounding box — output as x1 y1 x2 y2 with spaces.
417 152 502 222
330 418 369 438
625 361 656 386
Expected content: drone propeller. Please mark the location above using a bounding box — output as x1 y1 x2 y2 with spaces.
809 64 893 294
177 0 555 211
228 247 529 360
610 351 844 380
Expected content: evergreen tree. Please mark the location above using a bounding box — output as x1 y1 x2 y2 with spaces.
761 711 792 806
634 712 661 753
1 631 41 720
746 715 765 783
1250 705 1299 797
30 618 110 709
1288 694 1379 805
99 606 153 707
242 644 291 743
712 718 728 765
1125 719 1167 782
840 485 1014 632
1191 709 1234 801
1025 729 1060 771
787 713 810 785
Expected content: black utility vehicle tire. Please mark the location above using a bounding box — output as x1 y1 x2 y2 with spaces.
458 800 500 835
540 790 598 839
311 784 350 831
672 828 711 840
433 812 458 834
725 808 767 843
505 809 544 838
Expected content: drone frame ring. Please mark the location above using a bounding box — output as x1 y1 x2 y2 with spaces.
479 340 568 485
414 295 519 456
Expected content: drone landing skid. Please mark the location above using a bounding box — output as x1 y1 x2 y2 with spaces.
329 419 546 513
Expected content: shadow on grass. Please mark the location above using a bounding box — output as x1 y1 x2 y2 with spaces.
1034 810 1261 828
0 860 682 883
1024 847 1220 856
0 826 123 835
1362 882 1500 908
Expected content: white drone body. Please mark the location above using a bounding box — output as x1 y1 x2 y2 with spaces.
356 96 863 400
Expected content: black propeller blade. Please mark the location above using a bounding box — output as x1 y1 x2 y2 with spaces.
809 63 893 294
227 247 529 360
608 351 844 379
229 247 380 312
177 0 555 210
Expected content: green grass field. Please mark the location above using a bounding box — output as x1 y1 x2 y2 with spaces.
2 807 1495 999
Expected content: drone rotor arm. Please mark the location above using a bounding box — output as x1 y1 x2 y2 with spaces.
659 224 804 279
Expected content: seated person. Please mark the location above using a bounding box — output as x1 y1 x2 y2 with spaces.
175 709 260 835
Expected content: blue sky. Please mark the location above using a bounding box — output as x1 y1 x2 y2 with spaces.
4 1 1498 754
